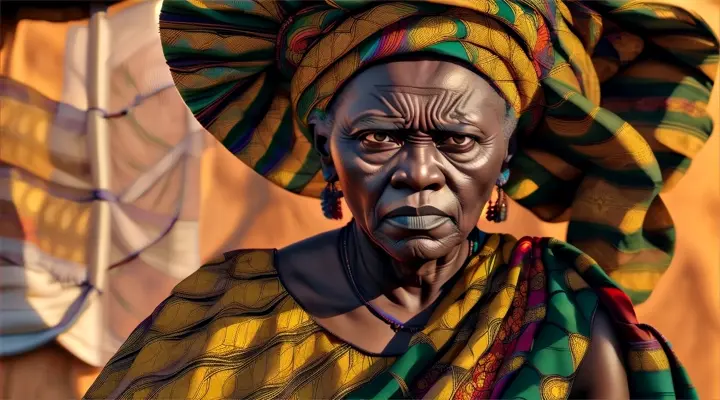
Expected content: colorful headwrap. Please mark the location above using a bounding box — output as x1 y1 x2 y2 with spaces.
158 0 718 303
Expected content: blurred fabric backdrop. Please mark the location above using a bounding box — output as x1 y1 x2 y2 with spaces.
1 1 718 399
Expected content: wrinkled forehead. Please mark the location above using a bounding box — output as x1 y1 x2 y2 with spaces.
329 59 508 120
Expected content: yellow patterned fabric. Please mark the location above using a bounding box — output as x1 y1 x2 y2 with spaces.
84 235 512 399
85 233 697 399
158 0 718 304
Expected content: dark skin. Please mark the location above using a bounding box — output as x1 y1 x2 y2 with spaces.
277 60 629 398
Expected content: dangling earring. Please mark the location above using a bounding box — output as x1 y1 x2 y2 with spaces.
321 181 343 220
485 185 508 223
486 168 509 223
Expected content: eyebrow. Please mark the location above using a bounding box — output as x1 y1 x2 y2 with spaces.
347 113 485 136
373 85 492 132
347 113 403 133
347 115 484 136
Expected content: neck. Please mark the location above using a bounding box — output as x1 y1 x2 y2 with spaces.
347 222 469 314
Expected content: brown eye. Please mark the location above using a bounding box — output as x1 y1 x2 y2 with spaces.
442 135 473 146
364 132 393 143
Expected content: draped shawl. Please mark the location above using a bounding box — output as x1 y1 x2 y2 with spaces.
84 234 697 399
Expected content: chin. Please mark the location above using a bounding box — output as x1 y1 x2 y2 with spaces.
373 230 464 263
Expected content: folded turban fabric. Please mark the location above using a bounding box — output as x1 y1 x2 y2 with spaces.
158 0 718 304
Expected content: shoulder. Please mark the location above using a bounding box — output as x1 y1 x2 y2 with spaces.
497 236 630 396
490 234 582 274
171 248 280 299
85 248 313 398
529 237 618 290
538 237 597 271
526 238 631 395
571 306 629 398
482 234 604 287
141 247 293 340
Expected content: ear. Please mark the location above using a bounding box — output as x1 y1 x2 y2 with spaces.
502 108 518 162
501 136 515 183
309 111 337 181
503 144 514 164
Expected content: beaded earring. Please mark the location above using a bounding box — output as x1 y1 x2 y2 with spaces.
485 186 508 223
320 181 343 220
485 168 509 223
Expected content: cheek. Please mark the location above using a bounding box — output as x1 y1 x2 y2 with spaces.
450 141 507 220
450 140 505 178
332 140 385 219
332 139 377 185
454 174 494 220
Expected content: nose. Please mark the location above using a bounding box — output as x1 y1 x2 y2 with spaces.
390 145 446 192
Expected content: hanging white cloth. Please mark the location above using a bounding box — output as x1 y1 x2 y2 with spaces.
0 0 203 367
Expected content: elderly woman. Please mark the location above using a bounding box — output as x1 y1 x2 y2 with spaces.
85 0 717 399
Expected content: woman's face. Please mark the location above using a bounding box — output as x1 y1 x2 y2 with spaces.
315 60 511 263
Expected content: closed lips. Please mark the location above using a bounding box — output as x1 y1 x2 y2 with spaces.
385 215 451 230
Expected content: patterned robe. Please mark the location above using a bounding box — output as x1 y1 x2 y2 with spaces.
85 233 694 399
